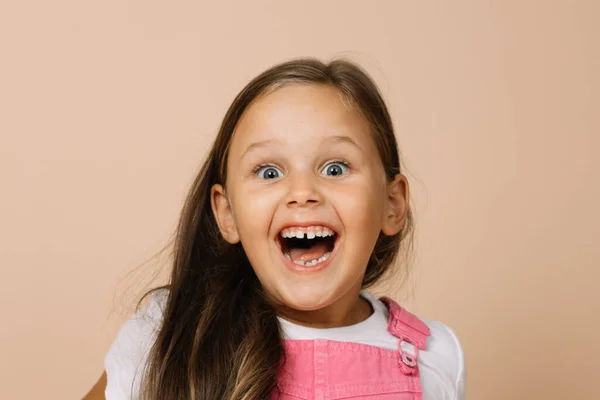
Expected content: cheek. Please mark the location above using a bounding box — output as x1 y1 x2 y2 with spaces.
231 186 280 238
335 180 385 233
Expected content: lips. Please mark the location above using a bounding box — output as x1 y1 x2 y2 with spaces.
274 224 340 270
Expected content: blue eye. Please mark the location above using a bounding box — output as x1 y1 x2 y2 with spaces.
256 165 283 180
321 162 349 177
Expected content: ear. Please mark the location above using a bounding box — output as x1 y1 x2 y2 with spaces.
210 184 240 244
381 174 409 236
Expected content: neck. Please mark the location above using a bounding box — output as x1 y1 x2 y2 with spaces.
276 288 374 329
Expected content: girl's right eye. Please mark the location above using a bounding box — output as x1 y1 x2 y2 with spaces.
255 165 283 180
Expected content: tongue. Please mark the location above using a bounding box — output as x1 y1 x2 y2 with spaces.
288 241 330 263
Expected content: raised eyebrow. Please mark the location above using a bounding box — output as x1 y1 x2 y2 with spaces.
321 135 363 151
240 139 282 160
241 135 361 160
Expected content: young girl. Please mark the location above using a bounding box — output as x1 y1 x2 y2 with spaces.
84 58 465 400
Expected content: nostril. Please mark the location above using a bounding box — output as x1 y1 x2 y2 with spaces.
285 184 322 206
287 198 320 206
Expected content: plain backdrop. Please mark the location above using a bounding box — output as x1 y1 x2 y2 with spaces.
1 1 598 399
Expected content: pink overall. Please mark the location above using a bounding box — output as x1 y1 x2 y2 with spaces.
272 297 431 400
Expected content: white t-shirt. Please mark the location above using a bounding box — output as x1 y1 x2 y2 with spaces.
104 290 466 399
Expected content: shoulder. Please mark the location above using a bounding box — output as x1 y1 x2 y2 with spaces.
104 289 168 399
419 317 467 400
369 293 466 400
108 289 168 353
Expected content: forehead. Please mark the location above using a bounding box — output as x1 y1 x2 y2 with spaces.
230 84 374 153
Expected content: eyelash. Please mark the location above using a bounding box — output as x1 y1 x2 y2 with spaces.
326 159 351 172
251 163 276 175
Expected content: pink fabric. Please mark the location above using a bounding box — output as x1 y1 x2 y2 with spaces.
272 297 431 400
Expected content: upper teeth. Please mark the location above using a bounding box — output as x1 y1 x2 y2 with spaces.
280 226 335 239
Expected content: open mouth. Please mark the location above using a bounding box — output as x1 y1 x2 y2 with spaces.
276 226 338 267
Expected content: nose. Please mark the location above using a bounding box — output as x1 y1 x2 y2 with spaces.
285 171 322 208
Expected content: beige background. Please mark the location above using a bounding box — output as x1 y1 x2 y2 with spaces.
1 1 598 399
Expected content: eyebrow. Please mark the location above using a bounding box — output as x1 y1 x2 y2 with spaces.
241 135 362 160
241 139 282 160
321 135 361 149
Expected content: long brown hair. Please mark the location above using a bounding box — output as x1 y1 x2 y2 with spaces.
139 58 414 400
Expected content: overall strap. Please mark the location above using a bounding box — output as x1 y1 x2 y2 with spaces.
380 296 431 375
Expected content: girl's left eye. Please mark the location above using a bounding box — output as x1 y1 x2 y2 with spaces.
321 162 349 177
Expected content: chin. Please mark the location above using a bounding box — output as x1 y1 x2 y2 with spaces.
276 285 340 311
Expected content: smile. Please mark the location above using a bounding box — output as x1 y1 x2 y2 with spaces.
275 225 339 271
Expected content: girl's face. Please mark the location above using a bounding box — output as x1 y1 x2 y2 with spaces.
212 84 407 325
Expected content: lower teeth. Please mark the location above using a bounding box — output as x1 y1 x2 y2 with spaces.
286 252 332 267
